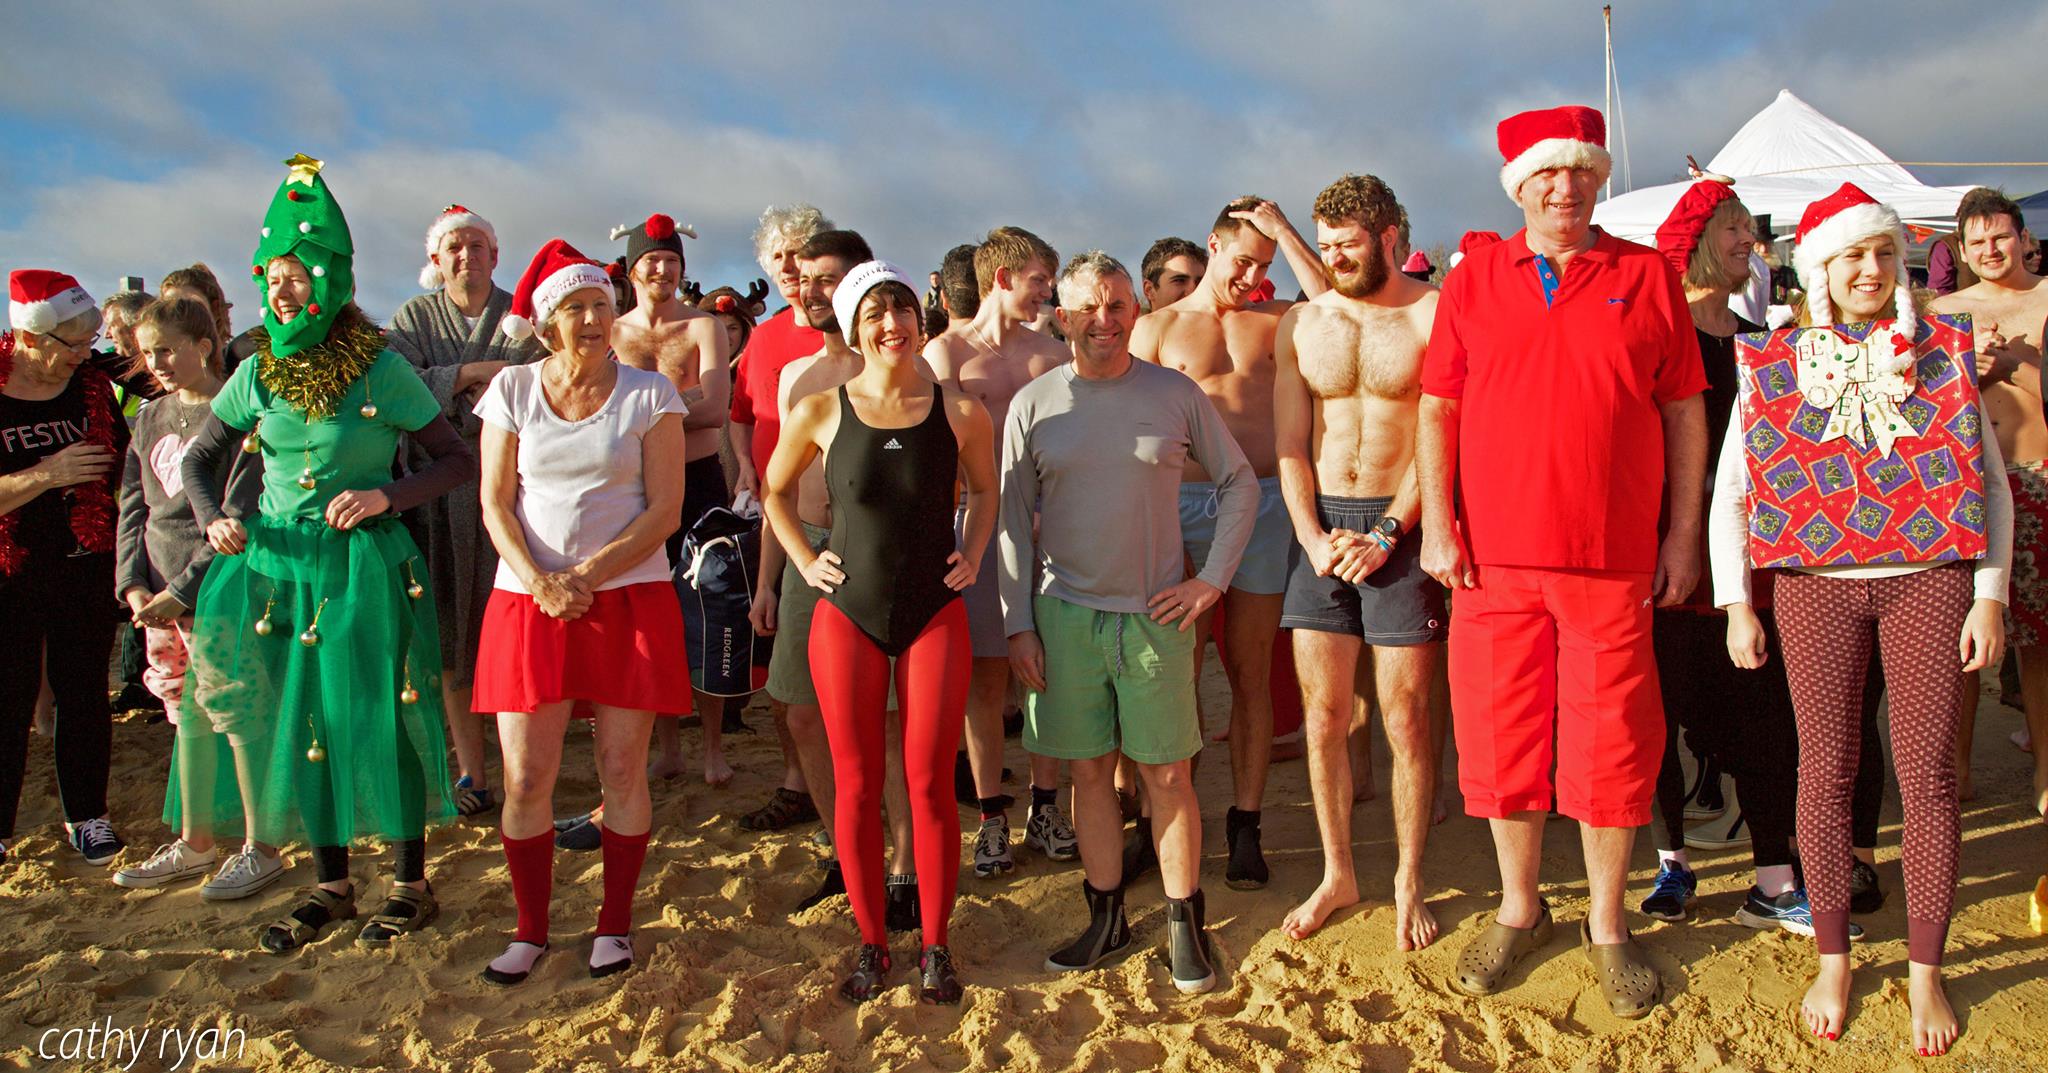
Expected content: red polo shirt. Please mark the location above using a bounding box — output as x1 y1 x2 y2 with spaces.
728 307 824 478
1421 228 1705 573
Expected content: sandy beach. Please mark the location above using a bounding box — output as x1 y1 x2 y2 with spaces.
4 663 2045 1073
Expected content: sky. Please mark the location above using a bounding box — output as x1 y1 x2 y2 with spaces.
5 1 2046 322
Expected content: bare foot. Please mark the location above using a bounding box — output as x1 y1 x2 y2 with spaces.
1800 955 1851 1042
1957 776 1977 803
1431 785 1450 826
31 699 53 737
648 754 687 781
703 751 735 787
1281 876 1360 940
1393 870 1439 951
1352 771 1378 804
1908 964 1960 1056
2013 727 2033 753
1271 731 1305 763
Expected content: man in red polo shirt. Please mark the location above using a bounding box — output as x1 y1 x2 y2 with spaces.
1417 105 1706 1018
729 203 833 836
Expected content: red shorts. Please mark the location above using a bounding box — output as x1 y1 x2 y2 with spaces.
472 581 693 715
1448 565 1662 827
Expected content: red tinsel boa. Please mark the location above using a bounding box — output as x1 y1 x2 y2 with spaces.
0 332 118 576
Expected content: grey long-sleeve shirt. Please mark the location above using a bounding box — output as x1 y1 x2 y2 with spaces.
115 394 260 608
998 358 1256 636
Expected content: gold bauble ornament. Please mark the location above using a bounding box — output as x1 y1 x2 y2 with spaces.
299 628 320 647
305 742 327 763
253 616 274 637
406 582 424 599
359 402 378 419
242 432 261 454
400 687 420 705
297 468 317 491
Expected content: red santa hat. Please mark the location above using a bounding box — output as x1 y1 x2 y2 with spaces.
501 239 612 342
1449 230 1503 269
1401 250 1433 274
1794 182 1918 347
419 204 497 290
1496 105 1612 200
1655 177 1740 278
8 269 96 334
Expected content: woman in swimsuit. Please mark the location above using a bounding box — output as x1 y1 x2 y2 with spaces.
763 260 996 1005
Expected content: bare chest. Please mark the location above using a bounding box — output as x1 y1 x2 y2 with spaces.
1296 306 1423 401
1157 317 1274 389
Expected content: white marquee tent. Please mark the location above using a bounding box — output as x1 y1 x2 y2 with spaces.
1591 89 1975 244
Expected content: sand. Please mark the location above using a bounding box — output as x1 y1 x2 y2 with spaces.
4 664 2045 1073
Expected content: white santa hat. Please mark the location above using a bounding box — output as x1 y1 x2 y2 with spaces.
9 269 95 334
500 239 612 342
830 260 919 346
1496 105 1613 200
419 204 497 290
1794 182 1920 362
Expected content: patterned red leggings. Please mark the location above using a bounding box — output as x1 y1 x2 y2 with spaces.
1775 564 1968 965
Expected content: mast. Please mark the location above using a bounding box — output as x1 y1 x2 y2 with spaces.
1603 5 1613 201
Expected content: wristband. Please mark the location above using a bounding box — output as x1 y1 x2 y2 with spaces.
1370 530 1395 552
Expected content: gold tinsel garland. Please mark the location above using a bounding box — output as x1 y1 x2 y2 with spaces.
254 305 386 419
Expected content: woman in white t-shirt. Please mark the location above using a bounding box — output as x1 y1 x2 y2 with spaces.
469 240 689 986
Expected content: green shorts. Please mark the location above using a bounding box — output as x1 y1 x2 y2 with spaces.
1023 594 1202 765
765 522 829 706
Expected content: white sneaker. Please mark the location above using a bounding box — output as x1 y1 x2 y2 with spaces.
113 840 219 889
1025 803 1080 861
200 847 286 901
973 815 1014 877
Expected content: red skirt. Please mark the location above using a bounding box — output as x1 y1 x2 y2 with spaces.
472 581 693 715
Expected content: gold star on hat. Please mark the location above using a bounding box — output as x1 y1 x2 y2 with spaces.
284 154 325 186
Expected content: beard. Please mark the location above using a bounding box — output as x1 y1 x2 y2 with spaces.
1331 241 1390 299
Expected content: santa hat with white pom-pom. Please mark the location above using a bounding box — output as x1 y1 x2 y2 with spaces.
1794 182 1920 370
500 239 612 343
418 204 498 290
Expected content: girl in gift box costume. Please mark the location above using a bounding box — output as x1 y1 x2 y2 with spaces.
174 156 475 953
1708 183 2012 1057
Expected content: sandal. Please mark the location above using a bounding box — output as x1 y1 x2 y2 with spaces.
1452 901 1552 996
1580 920 1662 1018
357 884 438 947
738 787 819 832
260 886 356 954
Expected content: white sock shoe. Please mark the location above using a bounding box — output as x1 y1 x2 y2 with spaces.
589 934 633 978
483 941 546 985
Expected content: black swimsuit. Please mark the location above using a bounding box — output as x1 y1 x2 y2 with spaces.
823 384 960 656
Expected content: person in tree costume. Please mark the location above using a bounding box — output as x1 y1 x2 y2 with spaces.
173 155 477 953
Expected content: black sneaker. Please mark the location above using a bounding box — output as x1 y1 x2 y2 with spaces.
1224 808 1268 890
554 814 602 851
919 944 963 1005
68 817 126 866
1637 860 1697 922
885 874 921 933
1849 859 1885 914
839 944 892 1004
794 860 846 915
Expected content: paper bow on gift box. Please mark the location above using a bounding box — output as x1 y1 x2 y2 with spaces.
1793 325 1918 457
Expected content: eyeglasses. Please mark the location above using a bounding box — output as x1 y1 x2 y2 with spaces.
43 329 100 353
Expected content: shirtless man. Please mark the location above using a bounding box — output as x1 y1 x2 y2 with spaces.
610 213 736 787
1130 195 1326 889
924 226 1077 879
1269 174 1447 948
1931 187 2048 817
1140 237 1207 312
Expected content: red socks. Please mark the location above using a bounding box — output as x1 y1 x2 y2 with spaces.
597 826 651 936
502 830 554 946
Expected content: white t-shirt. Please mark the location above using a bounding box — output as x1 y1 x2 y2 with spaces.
473 362 687 593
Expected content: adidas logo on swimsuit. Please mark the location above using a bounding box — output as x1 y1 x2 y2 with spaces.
883 437 902 449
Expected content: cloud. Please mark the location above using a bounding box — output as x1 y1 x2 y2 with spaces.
4 2 2043 322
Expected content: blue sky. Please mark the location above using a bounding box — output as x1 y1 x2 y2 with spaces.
5 1 2044 320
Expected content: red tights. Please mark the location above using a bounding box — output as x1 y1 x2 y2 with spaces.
809 598 970 947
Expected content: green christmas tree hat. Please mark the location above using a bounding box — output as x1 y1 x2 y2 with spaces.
251 154 356 357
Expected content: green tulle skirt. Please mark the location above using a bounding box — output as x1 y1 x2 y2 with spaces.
164 514 454 846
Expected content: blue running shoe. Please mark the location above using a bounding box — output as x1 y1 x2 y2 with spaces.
1639 860 1697 921
1736 886 1864 940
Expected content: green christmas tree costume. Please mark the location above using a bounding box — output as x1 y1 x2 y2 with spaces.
166 156 455 847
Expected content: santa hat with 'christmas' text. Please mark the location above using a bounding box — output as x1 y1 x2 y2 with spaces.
419 204 497 290
1496 105 1612 200
609 213 699 276
1794 182 1919 344
501 239 613 342
1655 177 1740 278
9 270 96 334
